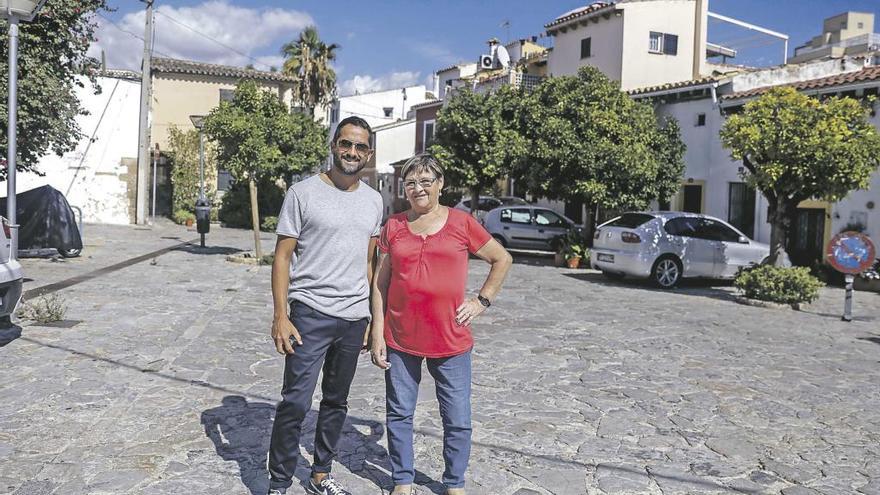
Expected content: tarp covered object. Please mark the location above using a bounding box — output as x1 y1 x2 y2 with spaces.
0 185 83 252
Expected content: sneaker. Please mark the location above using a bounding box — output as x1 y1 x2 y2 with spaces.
267 490 284 495
307 476 352 495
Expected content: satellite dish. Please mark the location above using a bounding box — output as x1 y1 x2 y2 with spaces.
495 45 511 68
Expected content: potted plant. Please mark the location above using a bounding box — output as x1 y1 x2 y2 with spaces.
559 230 587 269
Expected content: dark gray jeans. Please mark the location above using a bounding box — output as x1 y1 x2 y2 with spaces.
268 302 367 492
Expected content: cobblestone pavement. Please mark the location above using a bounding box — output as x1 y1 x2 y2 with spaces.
1 222 879 495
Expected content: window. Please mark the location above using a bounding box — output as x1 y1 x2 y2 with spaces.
500 208 532 224
219 89 234 102
682 184 702 213
728 182 756 238
535 209 568 227
858 22 864 29
699 219 741 242
649 32 678 55
330 107 339 123
397 178 404 198
649 32 663 53
580 37 592 59
664 217 699 237
423 120 435 151
696 113 706 127
606 213 655 229
383 107 394 118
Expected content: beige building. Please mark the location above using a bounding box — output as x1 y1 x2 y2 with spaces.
545 0 711 91
790 12 878 64
150 58 299 151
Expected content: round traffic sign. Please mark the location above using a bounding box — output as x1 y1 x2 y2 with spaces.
826 231 876 274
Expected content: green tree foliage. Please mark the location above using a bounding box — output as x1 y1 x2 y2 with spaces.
430 85 528 213
203 81 326 255
167 125 217 214
281 26 338 117
720 87 880 265
517 66 685 237
218 175 285 229
0 0 110 178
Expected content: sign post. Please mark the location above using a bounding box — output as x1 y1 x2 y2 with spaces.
826 231 876 322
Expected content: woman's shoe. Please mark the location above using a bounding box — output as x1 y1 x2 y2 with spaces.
444 489 465 495
390 485 414 495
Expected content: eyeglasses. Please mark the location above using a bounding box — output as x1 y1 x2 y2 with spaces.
336 138 371 155
403 177 439 190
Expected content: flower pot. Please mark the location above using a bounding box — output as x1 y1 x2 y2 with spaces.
185 218 194 227
554 252 566 267
566 256 581 269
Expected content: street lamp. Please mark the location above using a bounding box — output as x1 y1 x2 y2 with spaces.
189 114 210 247
2 0 47 260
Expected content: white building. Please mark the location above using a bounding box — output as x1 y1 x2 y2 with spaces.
544 0 711 90
371 118 417 219
327 85 430 142
13 73 141 224
633 57 880 267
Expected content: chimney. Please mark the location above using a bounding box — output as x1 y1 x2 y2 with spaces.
693 0 708 79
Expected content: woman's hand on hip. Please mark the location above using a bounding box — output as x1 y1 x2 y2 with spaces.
455 297 486 327
370 337 391 370
272 316 302 355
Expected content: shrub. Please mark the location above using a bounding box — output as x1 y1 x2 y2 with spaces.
167 125 217 214
734 265 824 305
219 176 285 228
172 208 195 225
261 216 278 232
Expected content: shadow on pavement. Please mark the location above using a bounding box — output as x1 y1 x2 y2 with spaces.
0 323 22 347
201 396 441 494
857 336 880 346
562 270 738 303
509 250 557 267
176 244 244 256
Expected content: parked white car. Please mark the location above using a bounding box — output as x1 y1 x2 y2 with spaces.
591 211 770 288
0 217 23 319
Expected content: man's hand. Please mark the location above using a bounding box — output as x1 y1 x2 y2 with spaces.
455 297 486 327
272 315 302 355
370 336 391 370
361 326 371 354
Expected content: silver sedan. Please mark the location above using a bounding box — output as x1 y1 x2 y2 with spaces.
591 212 770 288
483 206 580 251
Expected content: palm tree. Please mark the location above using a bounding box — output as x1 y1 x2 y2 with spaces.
281 26 339 117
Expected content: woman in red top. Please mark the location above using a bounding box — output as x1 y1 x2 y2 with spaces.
370 154 512 495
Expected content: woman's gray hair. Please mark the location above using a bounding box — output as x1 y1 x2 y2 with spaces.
401 153 444 180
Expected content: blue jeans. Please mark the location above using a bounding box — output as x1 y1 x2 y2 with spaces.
385 348 472 488
268 302 368 492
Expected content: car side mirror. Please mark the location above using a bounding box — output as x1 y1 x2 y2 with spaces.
738 235 750 244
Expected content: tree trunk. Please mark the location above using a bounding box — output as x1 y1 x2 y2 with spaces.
584 202 597 248
249 174 263 260
766 196 792 267
470 187 480 217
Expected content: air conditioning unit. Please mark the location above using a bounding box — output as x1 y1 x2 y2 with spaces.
479 54 493 70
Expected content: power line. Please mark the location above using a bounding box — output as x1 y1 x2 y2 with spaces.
153 10 275 70
97 12 175 59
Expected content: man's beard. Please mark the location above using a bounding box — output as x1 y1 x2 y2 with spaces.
333 153 366 176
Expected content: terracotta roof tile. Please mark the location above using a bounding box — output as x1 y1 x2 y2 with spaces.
722 65 880 100
628 76 722 96
151 57 298 83
545 2 614 30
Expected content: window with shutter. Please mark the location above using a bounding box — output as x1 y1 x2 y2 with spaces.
580 37 592 59
649 32 663 53
663 34 678 55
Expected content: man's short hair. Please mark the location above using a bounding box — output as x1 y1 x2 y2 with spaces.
333 116 373 143
401 153 444 180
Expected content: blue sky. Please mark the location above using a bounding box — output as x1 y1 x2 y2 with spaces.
96 0 880 94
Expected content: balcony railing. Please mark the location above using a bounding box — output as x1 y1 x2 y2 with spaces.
794 33 880 58
472 71 545 94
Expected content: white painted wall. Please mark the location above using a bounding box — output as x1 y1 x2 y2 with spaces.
14 75 141 225
438 64 477 100
374 120 415 173
329 85 428 137
547 11 625 81
619 0 698 90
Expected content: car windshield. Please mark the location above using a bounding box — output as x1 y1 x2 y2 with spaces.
605 213 654 228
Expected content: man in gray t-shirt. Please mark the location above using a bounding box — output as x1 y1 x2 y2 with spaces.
267 116 382 495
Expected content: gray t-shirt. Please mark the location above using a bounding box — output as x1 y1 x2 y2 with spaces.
276 174 383 320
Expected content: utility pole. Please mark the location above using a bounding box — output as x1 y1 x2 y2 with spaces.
135 0 154 225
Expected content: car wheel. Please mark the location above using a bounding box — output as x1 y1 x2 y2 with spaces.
602 271 625 280
58 248 81 258
491 234 507 248
651 255 682 289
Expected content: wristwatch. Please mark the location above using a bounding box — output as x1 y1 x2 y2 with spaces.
477 294 491 308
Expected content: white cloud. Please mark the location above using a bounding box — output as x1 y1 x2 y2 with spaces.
89 1 313 71
410 41 462 68
340 71 422 96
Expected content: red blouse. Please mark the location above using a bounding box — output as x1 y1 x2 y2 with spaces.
377 208 492 358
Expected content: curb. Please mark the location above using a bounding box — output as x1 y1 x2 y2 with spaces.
733 295 803 311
